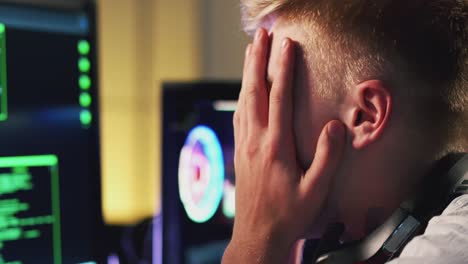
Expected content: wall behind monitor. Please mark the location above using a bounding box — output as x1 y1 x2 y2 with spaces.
98 0 249 224
200 0 250 79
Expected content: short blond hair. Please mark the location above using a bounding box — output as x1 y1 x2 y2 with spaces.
241 0 287 35
241 0 468 153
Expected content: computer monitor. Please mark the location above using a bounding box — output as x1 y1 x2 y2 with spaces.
159 82 240 264
0 1 104 263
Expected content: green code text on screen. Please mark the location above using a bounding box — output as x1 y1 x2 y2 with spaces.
0 155 61 264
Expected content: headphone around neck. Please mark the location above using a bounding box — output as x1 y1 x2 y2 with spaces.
303 153 468 264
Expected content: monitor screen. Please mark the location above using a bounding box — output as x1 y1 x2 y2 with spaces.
0 2 104 263
160 82 240 264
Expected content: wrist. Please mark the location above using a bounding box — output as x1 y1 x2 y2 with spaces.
223 233 294 264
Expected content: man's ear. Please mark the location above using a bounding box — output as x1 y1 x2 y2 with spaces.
342 80 392 150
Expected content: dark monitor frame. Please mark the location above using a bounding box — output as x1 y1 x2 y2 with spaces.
160 81 241 264
0 0 105 261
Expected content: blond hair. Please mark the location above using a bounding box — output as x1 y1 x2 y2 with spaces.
241 0 468 154
241 0 287 35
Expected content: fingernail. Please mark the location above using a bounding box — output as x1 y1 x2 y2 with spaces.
328 121 344 140
282 38 289 49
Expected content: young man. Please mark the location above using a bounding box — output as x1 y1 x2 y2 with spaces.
223 0 467 263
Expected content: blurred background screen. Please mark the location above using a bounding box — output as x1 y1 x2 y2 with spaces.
0 1 104 263
0 0 250 263
159 82 240 264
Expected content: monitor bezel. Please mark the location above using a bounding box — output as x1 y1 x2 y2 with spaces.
161 81 241 264
0 1 106 262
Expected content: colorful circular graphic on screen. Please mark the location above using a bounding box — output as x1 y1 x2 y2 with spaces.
178 125 225 223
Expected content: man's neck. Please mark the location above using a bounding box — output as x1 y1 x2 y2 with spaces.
336 155 435 241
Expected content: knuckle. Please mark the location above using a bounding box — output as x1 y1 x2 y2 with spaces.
240 82 258 102
264 134 281 159
269 90 283 105
246 141 260 159
244 84 259 98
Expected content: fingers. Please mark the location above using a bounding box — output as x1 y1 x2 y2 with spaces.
234 44 252 147
242 28 270 132
301 120 346 200
268 38 295 139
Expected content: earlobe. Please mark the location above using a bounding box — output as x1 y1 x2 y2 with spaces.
343 80 392 150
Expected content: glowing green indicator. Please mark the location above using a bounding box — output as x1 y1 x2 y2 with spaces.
0 22 8 121
78 58 91 73
80 109 92 126
77 40 90 55
79 92 92 107
79 75 91 90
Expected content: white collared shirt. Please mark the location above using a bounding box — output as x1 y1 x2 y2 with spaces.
387 194 468 264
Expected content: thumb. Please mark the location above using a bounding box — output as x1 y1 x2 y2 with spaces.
300 120 346 201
